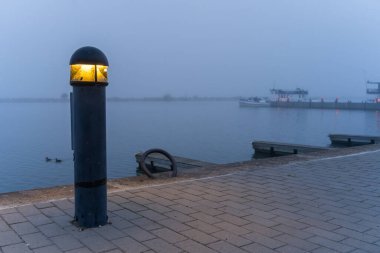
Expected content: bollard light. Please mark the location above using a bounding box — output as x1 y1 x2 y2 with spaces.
70 46 109 228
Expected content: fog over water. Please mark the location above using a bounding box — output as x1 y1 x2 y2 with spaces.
1 1 380 98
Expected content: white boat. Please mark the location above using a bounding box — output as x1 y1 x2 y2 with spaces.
239 97 270 107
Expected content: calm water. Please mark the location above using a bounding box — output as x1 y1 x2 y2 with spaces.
1 101 380 193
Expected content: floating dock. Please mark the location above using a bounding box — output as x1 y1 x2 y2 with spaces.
252 140 329 158
135 152 216 172
329 134 380 146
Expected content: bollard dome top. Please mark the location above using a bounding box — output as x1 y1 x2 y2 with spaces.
70 46 108 66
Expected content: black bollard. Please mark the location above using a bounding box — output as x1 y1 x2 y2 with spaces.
70 46 109 228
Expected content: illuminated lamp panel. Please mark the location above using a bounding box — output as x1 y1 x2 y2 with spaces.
96 65 108 83
71 64 95 82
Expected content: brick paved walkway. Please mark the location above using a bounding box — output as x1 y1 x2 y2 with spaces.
0 150 379 252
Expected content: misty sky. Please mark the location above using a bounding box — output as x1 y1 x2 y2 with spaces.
1 0 380 99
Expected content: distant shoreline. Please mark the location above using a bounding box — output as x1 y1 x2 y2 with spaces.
0 97 240 103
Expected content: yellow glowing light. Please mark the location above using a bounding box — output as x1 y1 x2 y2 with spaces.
70 64 108 83
70 64 95 82
80 64 94 71
96 65 108 83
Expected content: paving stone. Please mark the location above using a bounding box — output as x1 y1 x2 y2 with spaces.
208 240 248 253
181 228 218 244
50 234 83 251
21 232 52 249
244 214 279 227
311 247 339 253
152 197 177 206
244 208 277 219
0 231 22 246
130 217 162 231
157 218 191 232
16 206 41 217
50 215 73 228
303 227 346 241
212 230 251 247
196 199 225 209
335 227 379 243
348 249 376 253
2 213 27 224
276 245 309 253
366 228 380 238
152 228 187 243
241 243 277 253
120 202 147 212
219 200 248 210
65 248 92 253
108 195 130 204
243 231 285 249
63 226 98 240
168 204 197 215
272 224 311 239
52 199 74 210
107 202 124 212
214 221 250 235
193 205 224 216
145 203 172 213
38 223 66 237
108 216 134 230
80 235 117 253
296 210 331 221
143 238 181 253
308 236 354 253
323 211 361 223
94 224 126 240
129 197 153 206
190 212 222 224
328 218 370 233
176 239 217 253
139 210 167 221
243 221 284 238
104 250 123 253
166 211 195 223
33 245 63 253
173 198 199 208
297 217 340 231
115 191 135 199
34 202 54 209
1 243 32 253
123 226 156 241
0 218 10 232
40 207 65 218
11 222 38 235
62 208 74 217
113 209 142 220
27 214 52 226
341 237 380 252
275 233 319 251
0 208 17 215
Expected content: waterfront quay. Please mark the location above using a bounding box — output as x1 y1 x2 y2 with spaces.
0 145 379 252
